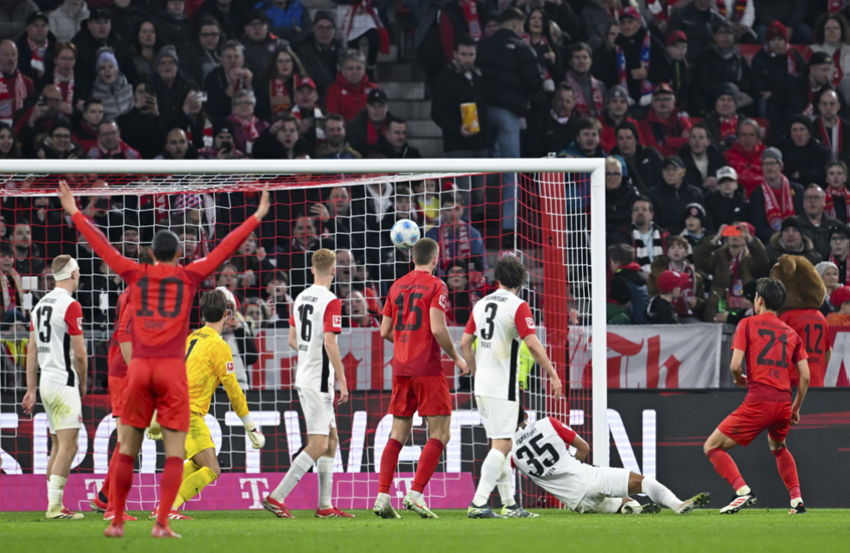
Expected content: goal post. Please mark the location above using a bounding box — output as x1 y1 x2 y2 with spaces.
0 158 607 510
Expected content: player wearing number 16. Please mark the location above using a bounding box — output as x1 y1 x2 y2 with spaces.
57 180 271 539
373 238 468 520
460 256 563 519
704 278 810 516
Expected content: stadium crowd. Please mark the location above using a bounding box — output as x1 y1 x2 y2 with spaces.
1 0 850 384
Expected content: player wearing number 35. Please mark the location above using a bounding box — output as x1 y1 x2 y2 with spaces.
56 181 271 539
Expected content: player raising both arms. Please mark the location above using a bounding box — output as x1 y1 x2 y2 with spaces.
514 408 709 515
57 180 270 538
460 256 563 519
373 237 468 520
263 249 352 519
22 256 87 520
704 278 810 515
163 289 265 519
91 247 153 522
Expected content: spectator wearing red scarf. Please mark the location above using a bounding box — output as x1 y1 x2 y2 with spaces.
0 40 35 126
325 49 377 122
347 88 391 157
425 195 486 280
748 147 804 243
638 83 692 157
724 118 767 196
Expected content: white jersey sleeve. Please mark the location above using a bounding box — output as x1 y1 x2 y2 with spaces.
511 418 589 511
292 285 342 393
465 289 535 401
31 288 84 387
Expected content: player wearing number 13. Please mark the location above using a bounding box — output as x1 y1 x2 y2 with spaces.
57 180 271 539
704 278 810 516
373 238 469 520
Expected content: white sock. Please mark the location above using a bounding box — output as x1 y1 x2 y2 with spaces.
641 477 683 511
271 452 315 502
472 449 506 506
317 456 335 510
48 475 67 508
497 460 516 507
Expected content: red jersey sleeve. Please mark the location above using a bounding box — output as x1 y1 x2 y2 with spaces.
71 211 140 282
288 313 295 326
324 299 342 334
117 300 133 344
548 417 577 444
185 216 259 283
731 318 749 351
464 315 476 334
64 301 83 336
514 302 536 339
430 279 448 313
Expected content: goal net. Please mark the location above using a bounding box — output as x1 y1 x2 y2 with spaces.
0 159 605 513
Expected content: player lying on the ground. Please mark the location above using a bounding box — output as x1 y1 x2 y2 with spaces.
57 180 270 539
373 238 468 520
22 256 87 520
151 289 265 519
460 256 563 519
513 408 709 514
91 247 153 522
263 249 352 519
704 278 810 515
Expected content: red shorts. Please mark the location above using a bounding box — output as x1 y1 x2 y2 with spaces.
108 375 127 418
389 375 452 417
121 358 190 433
717 401 792 447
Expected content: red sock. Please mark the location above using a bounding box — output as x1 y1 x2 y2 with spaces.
110 453 135 526
101 442 120 502
412 439 445 494
707 447 747 492
378 439 403 494
157 457 183 526
772 448 801 500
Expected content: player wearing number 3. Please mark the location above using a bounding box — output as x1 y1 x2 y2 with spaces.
460 256 562 518
57 180 270 538
704 278 811 515
373 238 468 519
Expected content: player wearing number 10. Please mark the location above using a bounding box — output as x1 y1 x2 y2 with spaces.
57 180 271 538
373 237 469 520
704 278 810 516
460 256 563 518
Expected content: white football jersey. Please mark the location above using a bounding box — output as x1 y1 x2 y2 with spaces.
512 417 589 511
466 289 535 401
31 288 84 387
291 285 342 393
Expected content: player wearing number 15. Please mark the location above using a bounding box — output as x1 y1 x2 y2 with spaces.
373 238 468 520
57 180 271 539
704 278 810 516
460 256 563 519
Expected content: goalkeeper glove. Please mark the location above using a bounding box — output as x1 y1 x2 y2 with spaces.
241 415 265 449
146 411 163 441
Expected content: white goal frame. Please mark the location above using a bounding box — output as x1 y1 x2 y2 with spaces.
0 158 609 467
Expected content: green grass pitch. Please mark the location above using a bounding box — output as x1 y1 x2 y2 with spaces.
2 509 848 552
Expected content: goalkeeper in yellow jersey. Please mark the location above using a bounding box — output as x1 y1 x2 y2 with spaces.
156 289 265 520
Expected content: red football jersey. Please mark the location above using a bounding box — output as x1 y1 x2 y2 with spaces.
73 211 258 359
382 269 449 377
107 288 133 378
779 309 829 387
732 312 808 403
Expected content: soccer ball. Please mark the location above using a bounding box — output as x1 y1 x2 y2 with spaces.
390 219 420 250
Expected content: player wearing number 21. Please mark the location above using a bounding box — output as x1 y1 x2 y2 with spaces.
263 249 352 519
22 255 87 520
373 238 468 520
460 256 562 519
704 278 810 516
57 180 270 539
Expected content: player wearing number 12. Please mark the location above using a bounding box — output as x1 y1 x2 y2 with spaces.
460 256 563 519
704 278 811 515
373 238 469 520
57 180 270 539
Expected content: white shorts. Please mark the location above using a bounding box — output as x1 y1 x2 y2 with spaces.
40 380 82 434
476 396 519 439
575 467 631 514
298 387 336 436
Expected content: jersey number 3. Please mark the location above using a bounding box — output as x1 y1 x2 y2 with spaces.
480 303 498 340
516 433 560 477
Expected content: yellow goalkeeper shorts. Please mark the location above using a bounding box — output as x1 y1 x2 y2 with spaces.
185 413 215 460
